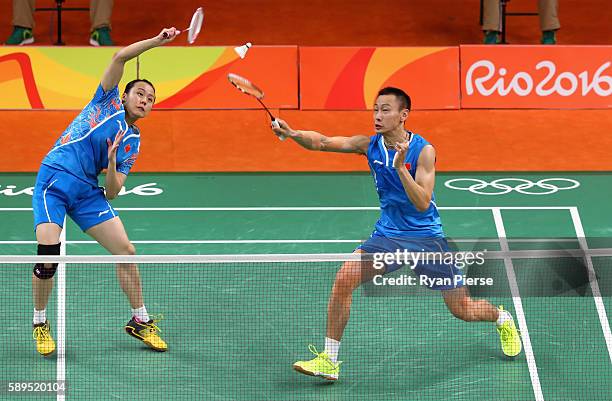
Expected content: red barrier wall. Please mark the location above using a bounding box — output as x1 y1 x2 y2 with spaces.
4 109 612 172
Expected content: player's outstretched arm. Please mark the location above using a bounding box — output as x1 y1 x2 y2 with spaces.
272 119 369 155
101 28 180 92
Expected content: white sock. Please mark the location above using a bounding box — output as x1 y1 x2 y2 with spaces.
324 337 341 363
33 309 46 325
131 306 150 323
496 310 512 326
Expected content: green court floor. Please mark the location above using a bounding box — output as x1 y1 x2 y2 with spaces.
1 172 611 400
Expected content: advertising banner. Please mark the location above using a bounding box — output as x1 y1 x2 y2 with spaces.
300 47 460 110
461 45 612 109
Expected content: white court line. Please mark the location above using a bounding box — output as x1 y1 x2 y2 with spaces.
67 239 360 244
114 206 578 211
0 206 577 212
0 238 581 245
116 207 381 211
0 239 362 245
57 219 66 401
1 253 363 264
569 207 612 364
492 208 544 401
450 238 578 243
7 249 612 264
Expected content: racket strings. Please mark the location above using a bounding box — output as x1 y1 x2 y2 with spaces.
226 73 285 140
162 7 203 43
228 74 265 99
187 8 204 44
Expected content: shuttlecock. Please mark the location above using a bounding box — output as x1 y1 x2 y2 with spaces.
234 42 252 59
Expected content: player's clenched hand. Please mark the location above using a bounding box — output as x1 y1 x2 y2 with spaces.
392 141 410 170
271 119 295 139
106 132 125 166
158 27 180 43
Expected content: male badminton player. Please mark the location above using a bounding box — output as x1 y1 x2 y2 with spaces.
30 28 180 356
272 87 522 380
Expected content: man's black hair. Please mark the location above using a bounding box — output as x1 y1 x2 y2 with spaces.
377 87 411 111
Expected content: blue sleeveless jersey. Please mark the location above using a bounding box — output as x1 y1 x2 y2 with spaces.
366 132 443 238
41 84 140 187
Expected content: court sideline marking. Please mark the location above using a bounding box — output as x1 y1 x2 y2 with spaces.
493 208 544 401
569 207 612 364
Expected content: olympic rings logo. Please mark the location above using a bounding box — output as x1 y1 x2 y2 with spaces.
444 178 580 195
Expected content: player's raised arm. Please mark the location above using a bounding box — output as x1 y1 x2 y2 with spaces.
101 27 180 92
272 119 369 155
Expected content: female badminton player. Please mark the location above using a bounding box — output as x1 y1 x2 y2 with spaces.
30 27 180 356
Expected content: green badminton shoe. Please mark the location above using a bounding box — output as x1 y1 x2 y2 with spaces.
293 345 341 381
497 306 522 357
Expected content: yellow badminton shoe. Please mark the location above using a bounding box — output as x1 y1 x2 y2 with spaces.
496 306 522 357
125 315 168 352
293 345 341 381
33 321 56 356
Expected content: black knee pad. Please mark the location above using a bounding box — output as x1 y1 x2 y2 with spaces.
33 243 61 280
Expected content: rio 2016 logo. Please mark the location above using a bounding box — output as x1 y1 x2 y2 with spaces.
0 182 163 197
444 178 580 195
465 60 612 97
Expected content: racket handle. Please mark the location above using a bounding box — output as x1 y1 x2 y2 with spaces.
162 32 169 39
271 119 286 141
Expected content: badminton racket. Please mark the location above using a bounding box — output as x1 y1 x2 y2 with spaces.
162 7 204 44
227 73 285 140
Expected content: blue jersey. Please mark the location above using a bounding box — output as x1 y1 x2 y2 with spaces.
366 132 443 238
42 84 140 187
